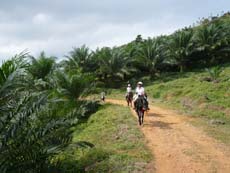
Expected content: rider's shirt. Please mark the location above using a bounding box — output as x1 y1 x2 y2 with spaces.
135 87 145 96
101 92 105 98
127 86 132 93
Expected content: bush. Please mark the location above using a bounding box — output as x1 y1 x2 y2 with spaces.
205 66 223 82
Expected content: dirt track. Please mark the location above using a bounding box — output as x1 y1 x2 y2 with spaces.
106 99 230 173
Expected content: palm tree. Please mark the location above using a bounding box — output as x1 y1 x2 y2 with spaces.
93 47 133 83
136 37 166 76
192 23 225 65
27 51 56 80
55 71 93 101
0 54 91 173
0 91 75 173
0 53 29 108
168 29 194 72
64 45 94 73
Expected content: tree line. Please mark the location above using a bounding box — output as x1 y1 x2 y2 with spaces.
62 13 230 87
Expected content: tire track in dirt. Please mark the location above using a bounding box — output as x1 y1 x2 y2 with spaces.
106 99 230 173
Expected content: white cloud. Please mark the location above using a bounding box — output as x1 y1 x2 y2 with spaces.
32 13 51 25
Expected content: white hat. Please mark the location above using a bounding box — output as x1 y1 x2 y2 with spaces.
128 84 131 87
137 81 143 85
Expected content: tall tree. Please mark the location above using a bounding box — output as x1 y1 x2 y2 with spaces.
168 29 194 72
64 45 95 73
93 47 133 84
192 23 225 65
136 37 166 76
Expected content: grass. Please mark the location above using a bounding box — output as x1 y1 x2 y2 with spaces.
190 118 230 145
55 104 153 172
146 65 230 120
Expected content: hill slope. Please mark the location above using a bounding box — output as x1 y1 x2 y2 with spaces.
147 65 230 120
145 64 230 144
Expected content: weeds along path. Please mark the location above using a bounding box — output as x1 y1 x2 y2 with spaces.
106 99 230 173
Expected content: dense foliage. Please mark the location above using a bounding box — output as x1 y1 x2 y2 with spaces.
0 53 98 172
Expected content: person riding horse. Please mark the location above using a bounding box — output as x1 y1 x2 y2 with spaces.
133 81 149 125
126 84 133 106
133 81 149 111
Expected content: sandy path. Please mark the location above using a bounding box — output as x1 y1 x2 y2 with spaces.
106 99 230 173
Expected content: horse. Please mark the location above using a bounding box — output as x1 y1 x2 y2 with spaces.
126 92 133 107
134 96 148 126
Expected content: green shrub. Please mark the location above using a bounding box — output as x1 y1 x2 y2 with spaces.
205 66 223 82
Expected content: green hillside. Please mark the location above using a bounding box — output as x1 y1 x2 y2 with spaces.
144 64 230 144
147 65 230 120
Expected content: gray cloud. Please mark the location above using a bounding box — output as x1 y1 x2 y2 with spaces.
0 0 230 61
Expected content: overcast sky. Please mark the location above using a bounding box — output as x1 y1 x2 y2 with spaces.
0 0 229 61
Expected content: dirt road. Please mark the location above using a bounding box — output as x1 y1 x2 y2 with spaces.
106 99 230 173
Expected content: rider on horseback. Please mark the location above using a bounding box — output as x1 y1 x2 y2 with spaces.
133 81 149 111
126 84 133 106
126 84 132 95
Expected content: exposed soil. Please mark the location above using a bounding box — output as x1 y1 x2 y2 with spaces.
106 99 230 173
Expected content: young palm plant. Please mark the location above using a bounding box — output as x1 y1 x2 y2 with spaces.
205 66 223 82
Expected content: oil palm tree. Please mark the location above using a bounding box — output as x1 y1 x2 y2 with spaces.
192 23 225 65
27 52 56 80
55 71 93 101
168 29 194 72
93 47 133 83
64 45 94 73
136 37 166 76
0 91 75 173
0 54 89 173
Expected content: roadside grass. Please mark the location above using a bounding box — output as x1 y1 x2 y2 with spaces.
106 88 125 99
56 104 153 172
190 118 230 145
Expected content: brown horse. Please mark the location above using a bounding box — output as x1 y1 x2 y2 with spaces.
126 92 133 107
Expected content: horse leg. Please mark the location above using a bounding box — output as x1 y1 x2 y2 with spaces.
126 97 129 106
140 111 143 125
138 111 142 125
139 116 141 125
142 111 144 125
